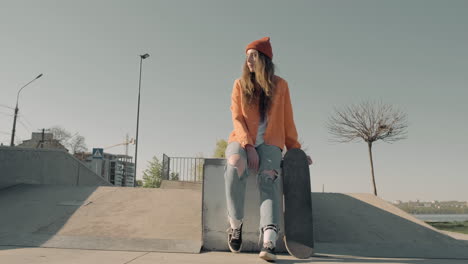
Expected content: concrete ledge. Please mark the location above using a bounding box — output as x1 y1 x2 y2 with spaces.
202 158 288 253
203 159 226 166
202 158 468 259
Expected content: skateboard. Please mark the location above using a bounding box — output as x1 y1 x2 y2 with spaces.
282 148 314 259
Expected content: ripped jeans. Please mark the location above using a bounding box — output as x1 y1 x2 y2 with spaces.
224 141 282 231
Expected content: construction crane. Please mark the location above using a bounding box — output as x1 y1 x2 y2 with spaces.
103 134 135 157
103 134 136 187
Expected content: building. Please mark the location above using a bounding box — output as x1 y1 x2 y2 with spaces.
75 151 135 187
16 132 134 186
17 131 67 151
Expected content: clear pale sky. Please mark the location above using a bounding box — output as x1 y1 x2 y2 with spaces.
1 0 467 202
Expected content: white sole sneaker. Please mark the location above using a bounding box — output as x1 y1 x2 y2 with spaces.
259 251 277 261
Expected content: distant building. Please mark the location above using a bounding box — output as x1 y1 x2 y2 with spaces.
17 132 68 151
75 151 135 187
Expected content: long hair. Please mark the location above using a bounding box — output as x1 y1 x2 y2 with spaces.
239 52 276 121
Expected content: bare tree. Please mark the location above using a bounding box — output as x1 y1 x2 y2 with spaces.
327 101 408 196
49 126 72 144
69 134 87 154
49 126 87 154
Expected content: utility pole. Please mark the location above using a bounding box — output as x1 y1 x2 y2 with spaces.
35 128 49 149
134 53 150 187
10 74 43 146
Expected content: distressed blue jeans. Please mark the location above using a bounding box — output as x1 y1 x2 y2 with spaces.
224 141 282 231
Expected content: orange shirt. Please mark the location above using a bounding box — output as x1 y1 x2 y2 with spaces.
228 76 301 150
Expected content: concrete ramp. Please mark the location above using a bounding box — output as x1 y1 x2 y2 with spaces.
202 158 468 259
0 147 111 189
0 184 202 253
160 180 202 191
314 193 468 258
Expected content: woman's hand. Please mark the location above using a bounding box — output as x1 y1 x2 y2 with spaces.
245 144 259 172
307 155 313 165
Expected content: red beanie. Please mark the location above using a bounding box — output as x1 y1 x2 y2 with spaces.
245 37 273 60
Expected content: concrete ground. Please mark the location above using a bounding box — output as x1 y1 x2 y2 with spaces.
0 185 202 253
1 247 468 264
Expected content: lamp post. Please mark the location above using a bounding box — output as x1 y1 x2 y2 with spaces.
10 73 43 146
134 53 149 187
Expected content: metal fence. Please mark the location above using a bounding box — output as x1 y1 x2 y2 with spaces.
162 154 204 182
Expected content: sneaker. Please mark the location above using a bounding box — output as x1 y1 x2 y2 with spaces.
259 241 277 261
227 223 242 253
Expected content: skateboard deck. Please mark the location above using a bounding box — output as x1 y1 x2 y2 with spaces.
282 148 314 259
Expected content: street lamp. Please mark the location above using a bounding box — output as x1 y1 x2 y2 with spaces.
10 73 43 146
134 53 150 187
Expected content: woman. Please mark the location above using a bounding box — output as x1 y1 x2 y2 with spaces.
225 37 312 261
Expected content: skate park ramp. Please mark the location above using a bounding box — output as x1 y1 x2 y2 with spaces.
203 158 468 259
0 147 111 189
0 184 202 253
0 147 202 253
160 180 202 190
314 193 468 258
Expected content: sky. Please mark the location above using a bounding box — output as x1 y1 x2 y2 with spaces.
1 0 467 202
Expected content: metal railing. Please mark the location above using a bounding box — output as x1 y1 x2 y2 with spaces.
162 154 204 182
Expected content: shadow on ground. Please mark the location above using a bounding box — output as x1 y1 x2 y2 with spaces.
0 184 99 250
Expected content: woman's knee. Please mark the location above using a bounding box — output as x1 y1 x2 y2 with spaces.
261 169 278 181
227 154 246 176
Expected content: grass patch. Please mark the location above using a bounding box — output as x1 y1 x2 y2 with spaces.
426 221 468 234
